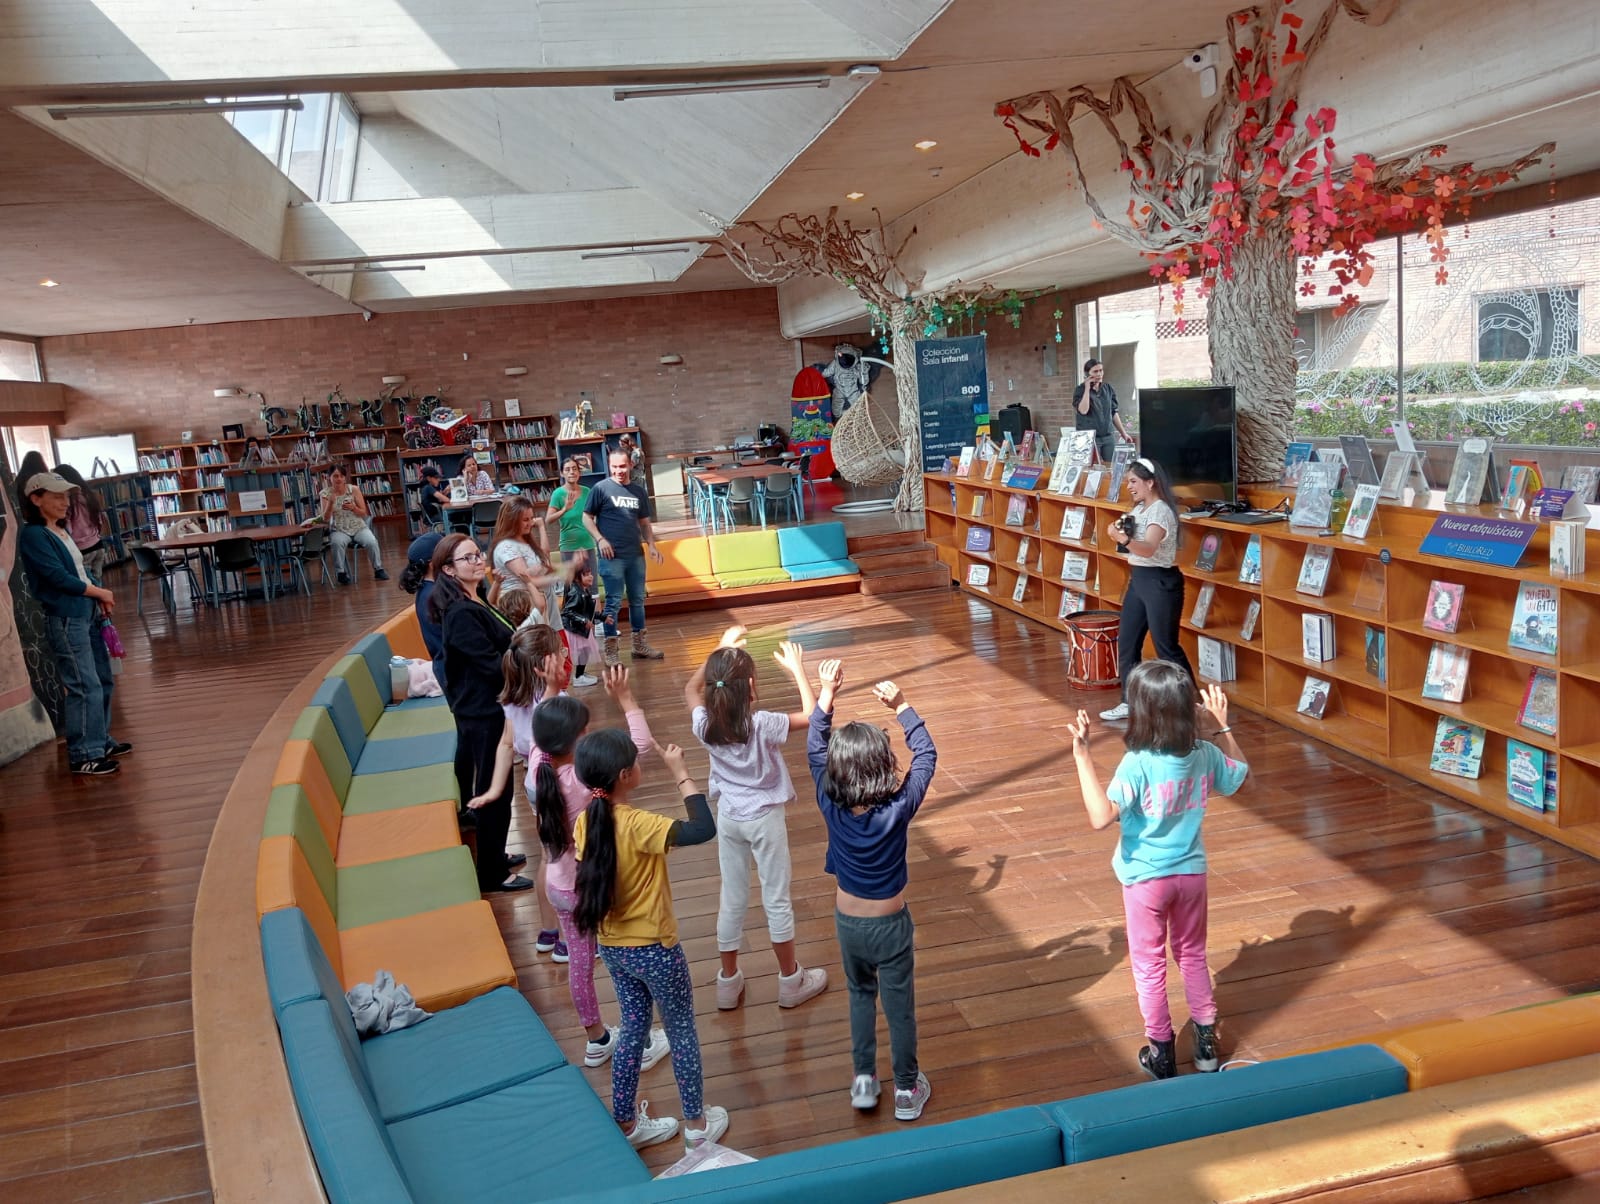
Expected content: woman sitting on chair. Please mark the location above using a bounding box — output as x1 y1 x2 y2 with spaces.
462 456 498 498
319 462 388 585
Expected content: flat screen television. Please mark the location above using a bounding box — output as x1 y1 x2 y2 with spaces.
1135 386 1238 506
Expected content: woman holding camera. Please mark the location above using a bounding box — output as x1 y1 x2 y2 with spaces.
1099 458 1193 721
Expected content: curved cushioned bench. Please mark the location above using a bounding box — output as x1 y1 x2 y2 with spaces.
645 521 861 612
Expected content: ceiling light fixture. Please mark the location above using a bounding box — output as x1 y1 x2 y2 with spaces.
39 278 59 288
381 375 407 386
845 192 866 201
48 98 305 120
303 264 427 275
504 367 528 377
579 245 696 260
613 64 879 102
213 387 244 398
914 140 939 151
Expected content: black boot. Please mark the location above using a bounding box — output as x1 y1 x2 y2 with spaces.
1138 1037 1177 1081
1192 1020 1220 1073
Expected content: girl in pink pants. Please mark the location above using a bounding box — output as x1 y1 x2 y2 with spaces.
1068 660 1249 1079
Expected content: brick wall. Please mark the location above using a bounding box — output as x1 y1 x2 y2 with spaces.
39 289 802 456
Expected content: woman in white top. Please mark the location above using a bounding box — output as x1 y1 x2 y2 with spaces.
1100 457 1193 721
319 463 388 585
489 495 566 621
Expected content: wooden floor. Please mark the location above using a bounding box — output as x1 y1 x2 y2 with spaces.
2 502 1598 1199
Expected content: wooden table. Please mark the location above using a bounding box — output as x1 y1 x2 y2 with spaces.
147 523 311 603
686 464 803 530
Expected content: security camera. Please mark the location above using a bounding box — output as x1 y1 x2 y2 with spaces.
1183 44 1219 72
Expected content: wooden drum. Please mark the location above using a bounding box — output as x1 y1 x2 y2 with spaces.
1063 610 1121 690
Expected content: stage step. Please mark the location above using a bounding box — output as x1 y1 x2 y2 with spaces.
859 563 952 596
850 542 942 573
847 529 927 554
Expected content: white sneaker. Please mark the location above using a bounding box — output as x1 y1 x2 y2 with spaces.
572 673 600 687
778 966 828 1008
683 1104 729 1150
584 1026 618 1068
715 969 745 1010
1098 702 1130 721
641 1027 671 1073
894 1071 931 1121
850 1074 881 1111
625 1100 679 1149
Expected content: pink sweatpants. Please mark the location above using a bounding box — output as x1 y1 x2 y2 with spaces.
1121 872 1216 1042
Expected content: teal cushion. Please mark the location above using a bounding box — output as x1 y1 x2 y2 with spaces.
277 999 412 1204
783 559 858 581
310 679 368 773
584 1105 1064 1203
353 730 457 776
777 521 849 567
716 568 792 588
344 764 459 815
393 695 449 710
363 987 568 1124
388 1065 649 1202
1045 1045 1407 1164
262 907 349 1017
335 846 479 930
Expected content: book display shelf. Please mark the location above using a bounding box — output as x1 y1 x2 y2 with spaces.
219 428 402 521
924 470 1600 860
84 471 155 562
485 414 560 502
138 441 230 535
556 427 653 496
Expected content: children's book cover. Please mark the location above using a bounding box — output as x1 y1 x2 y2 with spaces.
1364 625 1386 683
1295 544 1334 596
1421 642 1471 703
1301 614 1334 662
1506 740 1548 811
1106 446 1135 502
1061 552 1090 581
1562 464 1600 504
1289 462 1336 528
1004 494 1028 526
1058 589 1086 619
1239 598 1261 642
1377 451 1412 500
964 526 992 554
1430 717 1487 779
1012 572 1029 603
1194 531 1222 573
955 446 976 478
1282 441 1314 486
1517 668 1559 736
1190 583 1216 629
1237 534 1262 585
1507 582 1558 656
1422 580 1465 633
1059 507 1088 540
966 564 991 588
1342 484 1381 539
1081 469 1105 499
1445 436 1494 505
1297 676 1332 719
970 493 987 518
1016 537 1031 565
1550 519 1586 578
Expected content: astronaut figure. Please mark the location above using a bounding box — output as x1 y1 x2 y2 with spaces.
818 342 876 418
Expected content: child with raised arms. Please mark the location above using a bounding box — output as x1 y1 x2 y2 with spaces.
1068 661 1248 1079
809 658 938 1121
686 624 828 1010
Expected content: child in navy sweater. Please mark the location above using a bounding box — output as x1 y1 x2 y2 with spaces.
808 658 937 1121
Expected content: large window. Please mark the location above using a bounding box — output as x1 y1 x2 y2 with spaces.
222 93 358 202
0 336 40 382
1476 286 1580 362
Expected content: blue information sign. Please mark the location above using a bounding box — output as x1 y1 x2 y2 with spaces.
1419 513 1538 567
915 335 989 472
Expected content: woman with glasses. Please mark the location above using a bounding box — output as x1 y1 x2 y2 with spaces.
429 533 533 893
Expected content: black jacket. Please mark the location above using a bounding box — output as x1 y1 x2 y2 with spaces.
440 599 514 721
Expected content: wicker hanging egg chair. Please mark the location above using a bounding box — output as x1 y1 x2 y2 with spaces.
829 392 907 486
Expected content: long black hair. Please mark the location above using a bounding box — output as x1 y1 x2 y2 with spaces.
822 722 902 811
1127 457 1184 549
532 696 590 860
426 533 477 624
15 451 50 524
1123 660 1199 756
700 646 755 745
572 728 641 936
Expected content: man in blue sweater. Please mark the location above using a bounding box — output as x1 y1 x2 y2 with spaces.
16 472 128 776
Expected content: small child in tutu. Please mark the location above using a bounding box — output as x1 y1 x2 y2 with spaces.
561 552 602 687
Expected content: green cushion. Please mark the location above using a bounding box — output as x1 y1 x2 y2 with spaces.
716 568 793 587
334 846 479 929
291 707 353 799
332 655 387 732
370 705 456 741
708 529 783 576
265 784 338 910
343 763 459 815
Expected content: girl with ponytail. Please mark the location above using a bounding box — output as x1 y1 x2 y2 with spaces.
572 726 728 1152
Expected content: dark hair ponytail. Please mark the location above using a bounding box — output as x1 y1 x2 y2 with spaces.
399 558 428 595
572 728 640 936
701 647 755 745
531 696 590 860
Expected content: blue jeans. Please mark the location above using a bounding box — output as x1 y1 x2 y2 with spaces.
596 551 647 637
45 614 115 763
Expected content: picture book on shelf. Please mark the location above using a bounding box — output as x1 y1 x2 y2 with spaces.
1197 636 1236 683
1422 580 1465 633
1081 469 1105 499
1107 446 1135 502
1314 446 1348 489
1301 613 1336 662
1239 598 1262 641
1296 675 1332 720
965 527 992 554
1517 668 1559 736
1550 519 1586 577
1377 451 1413 500
1561 463 1600 504
970 493 987 518
955 446 976 478
1066 429 1099 468
1237 534 1262 585
1342 484 1382 539
1282 440 1315 486
1058 589 1086 619
1430 717 1487 779
1296 544 1334 596
966 564 991 588
1061 552 1090 581
1508 582 1558 656
1445 437 1494 505
1061 465 1085 496
982 455 1002 480
1004 494 1028 526
1506 741 1548 811
1016 537 1030 565
1508 457 1544 495
1421 642 1472 703
1289 462 1337 528
1046 431 1075 492
1545 760 1559 810
1339 435 1381 487
1364 625 1386 682
1190 583 1216 629
1012 572 1029 603
1194 532 1223 573
1059 507 1088 540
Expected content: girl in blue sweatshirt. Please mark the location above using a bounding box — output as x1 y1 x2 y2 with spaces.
808 658 937 1122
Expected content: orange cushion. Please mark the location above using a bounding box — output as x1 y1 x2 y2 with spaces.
335 800 462 868
338 900 517 1012
274 742 343 852
377 607 429 660
648 537 714 588
647 578 720 598
1380 995 1600 1088
256 836 343 977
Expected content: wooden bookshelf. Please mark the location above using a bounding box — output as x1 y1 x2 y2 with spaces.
923 469 1600 860
138 441 230 534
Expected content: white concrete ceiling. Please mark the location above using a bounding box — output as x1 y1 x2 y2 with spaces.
3 0 1598 337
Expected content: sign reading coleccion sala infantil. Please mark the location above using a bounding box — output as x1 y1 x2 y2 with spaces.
915 334 989 473
1419 514 1538 568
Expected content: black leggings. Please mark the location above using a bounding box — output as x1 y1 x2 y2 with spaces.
1118 565 1193 699
455 713 513 891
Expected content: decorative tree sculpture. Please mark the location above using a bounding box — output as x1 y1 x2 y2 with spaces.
995 0 1553 480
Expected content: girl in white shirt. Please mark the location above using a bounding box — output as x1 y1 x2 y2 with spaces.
1101 457 1194 721
685 625 829 1011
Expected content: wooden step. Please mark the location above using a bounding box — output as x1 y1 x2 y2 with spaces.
846 529 928 554
858 563 954 596
850 542 939 572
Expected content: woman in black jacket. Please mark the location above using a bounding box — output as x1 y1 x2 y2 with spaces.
429 533 533 893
